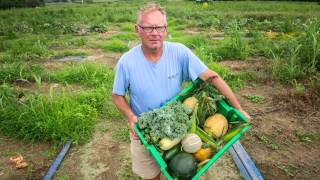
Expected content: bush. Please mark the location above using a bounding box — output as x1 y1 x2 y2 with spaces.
0 0 44 9
0 85 97 144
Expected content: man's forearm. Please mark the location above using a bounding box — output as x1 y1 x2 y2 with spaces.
112 94 136 120
210 77 242 110
200 70 243 111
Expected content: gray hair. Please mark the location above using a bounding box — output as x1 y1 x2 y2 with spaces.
137 3 167 24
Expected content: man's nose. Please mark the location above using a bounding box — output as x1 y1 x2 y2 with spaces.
150 28 159 35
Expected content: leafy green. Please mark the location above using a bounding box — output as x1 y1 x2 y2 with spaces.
194 82 224 128
138 101 192 140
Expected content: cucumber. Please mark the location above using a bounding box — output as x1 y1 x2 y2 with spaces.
162 144 181 162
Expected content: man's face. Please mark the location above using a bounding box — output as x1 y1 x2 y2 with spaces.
135 10 167 51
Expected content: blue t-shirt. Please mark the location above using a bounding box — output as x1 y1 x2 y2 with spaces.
112 41 208 116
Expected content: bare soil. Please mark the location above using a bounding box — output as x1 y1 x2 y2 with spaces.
1 52 319 180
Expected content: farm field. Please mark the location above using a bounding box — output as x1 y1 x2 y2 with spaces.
0 1 319 179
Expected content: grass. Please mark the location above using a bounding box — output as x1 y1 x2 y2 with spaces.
243 95 266 104
295 130 320 144
101 40 130 53
47 62 114 88
112 126 130 143
249 129 280 150
0 62 42 84
206 62 244 90
51 50 89 59
109 33 137 41
116 155 140 180
0 84 97 145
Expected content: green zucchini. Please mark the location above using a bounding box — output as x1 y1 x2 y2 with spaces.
195 127 218 150
162 144 181 162
223 123 250 143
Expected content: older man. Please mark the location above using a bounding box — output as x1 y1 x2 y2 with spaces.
112 3 250 180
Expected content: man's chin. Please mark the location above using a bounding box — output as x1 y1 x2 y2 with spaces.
147 44 162 50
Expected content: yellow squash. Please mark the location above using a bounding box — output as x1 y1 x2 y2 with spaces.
203 113 228 139
183 97 198 112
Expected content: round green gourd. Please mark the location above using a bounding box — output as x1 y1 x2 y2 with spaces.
168 152 197 180
181 133 202 153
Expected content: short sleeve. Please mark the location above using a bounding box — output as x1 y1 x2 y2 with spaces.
112 60 129 96
181 45 208 81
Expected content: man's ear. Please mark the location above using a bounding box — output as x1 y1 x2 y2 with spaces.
134 24 139 33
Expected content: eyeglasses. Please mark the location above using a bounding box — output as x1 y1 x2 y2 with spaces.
137 24 167 33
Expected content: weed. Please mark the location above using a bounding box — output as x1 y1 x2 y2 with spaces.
170 35 209 50
116 155 140 180
206 62 244 90
47 62 114 88
0 62 42 84
102 40 129 53
277 164 298 177
0 85 97 145
290 79 305 95
243 95 265 104
120 23 135 32
112 126 130 142
294 130 320 144
223 20 250 60
109 33 137 41
51 50 89 59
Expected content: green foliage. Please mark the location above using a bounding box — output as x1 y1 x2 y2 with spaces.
48 62 114 88
116 156 140 180
75 87 107 110
112 126 130 142
170 35 209 50
102 40 129 53
119 23 135 32
109 33 137 41
51 50 89 59
138 101 192 140
5 38 50 61
0 62 42 84
243 95 265 104
0 0 44 9
295 130 320 144
0 84 97 144
206 62 244 89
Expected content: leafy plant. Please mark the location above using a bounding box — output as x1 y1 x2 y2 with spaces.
0 85 97 144
138 101 192 140
243 95 265 104
102 40 129 53
48 62 114 88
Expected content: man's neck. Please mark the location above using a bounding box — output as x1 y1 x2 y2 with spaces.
141 45 163 63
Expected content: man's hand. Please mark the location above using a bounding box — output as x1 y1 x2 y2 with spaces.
238 109 251 121
128 115 139 140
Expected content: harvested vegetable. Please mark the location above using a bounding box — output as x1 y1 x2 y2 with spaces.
183 97 198 112
159 137 182 151
168 152 197 179
204 113 228 139
163 144 181 162
181 133 202 153
138 101 192 141
194 127 219 150
194 83 224 127
223 123 251 143
193 146 214 162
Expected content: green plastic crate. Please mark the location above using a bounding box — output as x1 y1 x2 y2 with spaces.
134 79 251 180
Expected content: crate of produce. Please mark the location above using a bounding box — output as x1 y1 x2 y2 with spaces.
134 79 251 180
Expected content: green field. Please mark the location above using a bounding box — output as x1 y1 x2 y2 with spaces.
0 1 319 179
